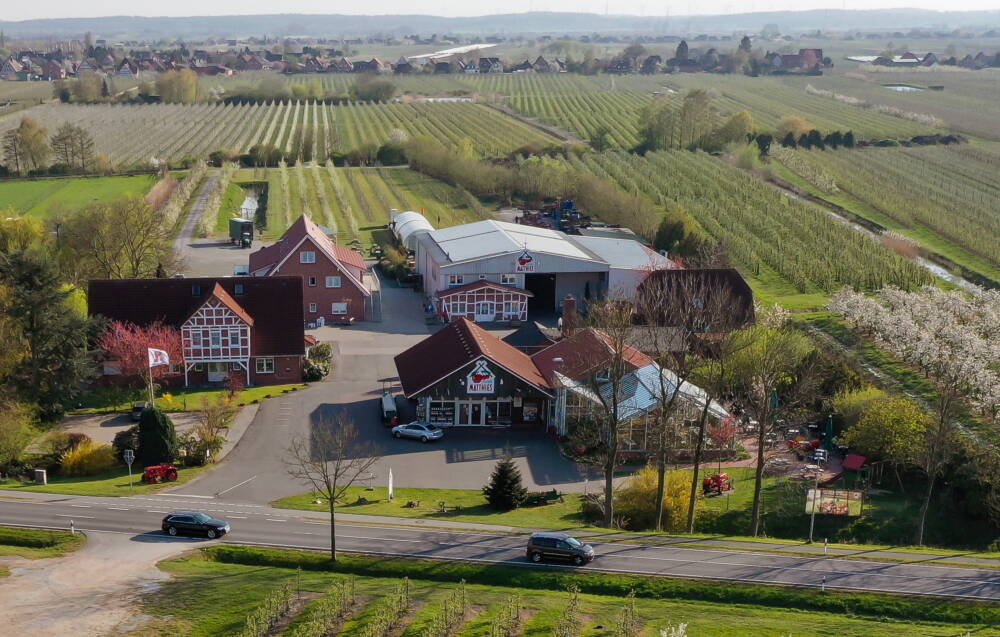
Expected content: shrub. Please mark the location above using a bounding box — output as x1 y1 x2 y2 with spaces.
308 342 332 364
60 440 118 476
136 406 177 466
302 359 329 382
112 425 140 461
615 465 691 531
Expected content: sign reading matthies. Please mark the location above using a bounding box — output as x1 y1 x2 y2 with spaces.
466 360 496 394
514 249 536 273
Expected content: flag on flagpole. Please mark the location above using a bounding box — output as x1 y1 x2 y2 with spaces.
148 348 170 367
388 468 394 500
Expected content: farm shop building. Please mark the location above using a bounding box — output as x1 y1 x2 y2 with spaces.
394 318 553 428
414 220 676 322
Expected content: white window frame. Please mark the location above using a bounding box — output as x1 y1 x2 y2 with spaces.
192 331 202 347
255 357 275 374
209 330 222 347
309 303 317 313
448 274 464 288
501 274 517 285
331 302 348 315
478 274 488 280
326 275 342 288
300 251 316 264
229 327 241 344
451 301 466 316
307 276 317 287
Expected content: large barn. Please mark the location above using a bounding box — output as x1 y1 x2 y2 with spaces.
414 219 675 322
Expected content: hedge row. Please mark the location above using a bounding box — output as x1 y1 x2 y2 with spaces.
203 546 1000 625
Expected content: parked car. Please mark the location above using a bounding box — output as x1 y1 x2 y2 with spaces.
130 401 151 421
391 421 444 443
525 531 595 565
161 512 231 539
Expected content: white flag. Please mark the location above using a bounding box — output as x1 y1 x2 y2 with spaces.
388 468 394 500
148 348 170 368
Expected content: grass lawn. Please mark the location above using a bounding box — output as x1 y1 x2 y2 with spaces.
0 464 207 497
273 466 768 530
70 383 306 414
0 174 157 218
0 525 85 565
132 548 1000 636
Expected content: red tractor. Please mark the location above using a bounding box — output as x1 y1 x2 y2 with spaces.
142 464 178 483
702 472 734 497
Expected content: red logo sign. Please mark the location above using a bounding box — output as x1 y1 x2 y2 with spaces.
514 249 536 273
467 360 496 394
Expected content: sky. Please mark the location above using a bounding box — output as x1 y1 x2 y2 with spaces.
3 1 1000 23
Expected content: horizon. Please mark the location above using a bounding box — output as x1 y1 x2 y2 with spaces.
3 5 1000 25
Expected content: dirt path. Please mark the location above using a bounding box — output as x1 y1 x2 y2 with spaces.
0 531 197 636
484 103 588 146
173 172 220 270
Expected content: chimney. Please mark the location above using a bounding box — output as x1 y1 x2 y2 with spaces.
561 294 576 338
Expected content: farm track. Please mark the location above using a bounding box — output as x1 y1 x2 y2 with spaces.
173 173 220 270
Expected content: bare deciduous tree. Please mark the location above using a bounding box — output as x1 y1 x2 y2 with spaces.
566 299 638 528
635 270 741 532
285 410 380 560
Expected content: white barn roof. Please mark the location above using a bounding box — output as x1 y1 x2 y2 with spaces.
573 237 675 271
391 210 435 251
428 220 593 264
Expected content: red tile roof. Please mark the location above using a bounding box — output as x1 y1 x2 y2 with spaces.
394 317 550 398
88 277 304 357
437 280 533 298
249 214 367 274
201 282 254 325
532 327 653 386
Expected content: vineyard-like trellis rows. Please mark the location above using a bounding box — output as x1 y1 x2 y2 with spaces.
0 101 559 165
570 150 933 294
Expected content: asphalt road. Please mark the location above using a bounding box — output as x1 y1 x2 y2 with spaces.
3 491 1000 601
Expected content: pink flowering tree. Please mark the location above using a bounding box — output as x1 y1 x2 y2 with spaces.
97 320 183 389
707 416 739 471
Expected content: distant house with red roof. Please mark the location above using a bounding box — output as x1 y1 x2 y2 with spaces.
249 215 371 324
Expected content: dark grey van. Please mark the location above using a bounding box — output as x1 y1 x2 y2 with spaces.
525 531 595 565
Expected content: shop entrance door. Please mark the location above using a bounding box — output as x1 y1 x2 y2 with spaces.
474 301 494 322
457 402 484 426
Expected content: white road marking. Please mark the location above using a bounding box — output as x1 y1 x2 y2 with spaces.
154 493 213 499
266 518 287 522
292 531 315 535
56 514 94 519
147 510 168 513
70 504 91 508
107 507 129 510
215 475 257 497
229 516 248 519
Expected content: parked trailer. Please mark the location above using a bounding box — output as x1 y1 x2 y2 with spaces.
229 218 254 248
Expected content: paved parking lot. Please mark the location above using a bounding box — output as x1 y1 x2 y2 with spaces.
172 272 593 504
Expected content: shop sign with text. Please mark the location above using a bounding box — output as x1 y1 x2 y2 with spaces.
466 360 496 394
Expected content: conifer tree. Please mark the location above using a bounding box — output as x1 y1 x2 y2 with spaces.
137 406 177 466
482 455 528 510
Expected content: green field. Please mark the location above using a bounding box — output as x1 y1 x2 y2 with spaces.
136 546 1000 636
228 164 487 244
0 174 157 217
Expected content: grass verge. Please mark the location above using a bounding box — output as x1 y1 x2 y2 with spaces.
0 525 85 562
0 464 207 497
204 545 1000 626
70 383 305 414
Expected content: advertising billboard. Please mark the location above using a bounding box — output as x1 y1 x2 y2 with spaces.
805 489 864 517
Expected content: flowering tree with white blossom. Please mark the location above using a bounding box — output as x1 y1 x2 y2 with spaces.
829 285 1000 544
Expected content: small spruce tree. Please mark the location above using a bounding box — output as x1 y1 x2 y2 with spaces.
137 406 178 466
483 456 528 510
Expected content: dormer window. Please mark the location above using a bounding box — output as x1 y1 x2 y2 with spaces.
191 284 201 296
234 283 245 295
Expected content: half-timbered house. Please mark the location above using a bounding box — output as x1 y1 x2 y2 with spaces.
88 277 305 387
